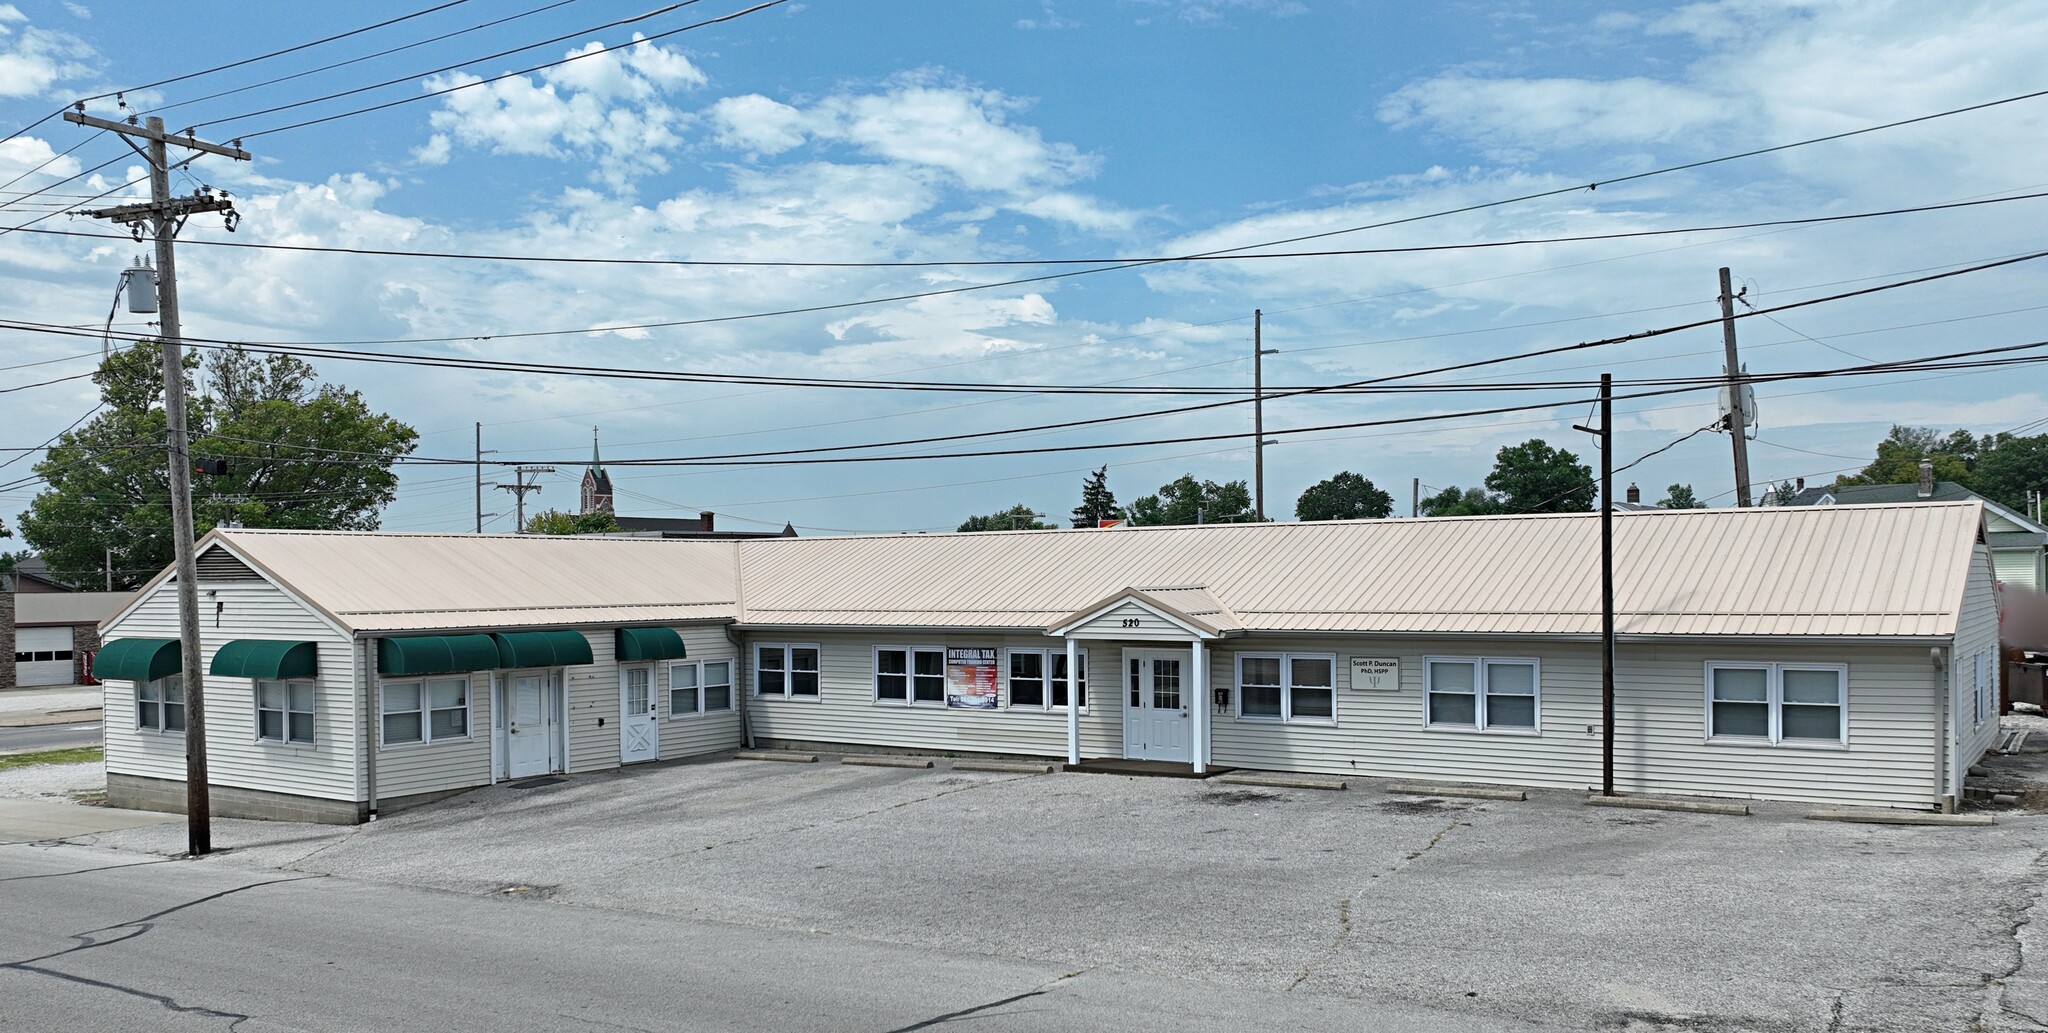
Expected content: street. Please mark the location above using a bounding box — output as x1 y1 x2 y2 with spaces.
0 721 102 754
0 841 1553 1033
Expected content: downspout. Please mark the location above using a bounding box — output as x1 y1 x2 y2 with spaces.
361 635 379 821
1936 644 1956 814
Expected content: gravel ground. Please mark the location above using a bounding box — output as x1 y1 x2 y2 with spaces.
0 759 104 800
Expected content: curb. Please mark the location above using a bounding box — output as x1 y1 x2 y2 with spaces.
735 750 818 763
1214 772 1347 791
1806 809 1995 827
841 755 935 769
954 760 1056 774
1586 795 1749 816
0 708 103 729
1385 782 1526 802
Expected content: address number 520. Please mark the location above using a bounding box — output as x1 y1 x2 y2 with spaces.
1120 618 1141 628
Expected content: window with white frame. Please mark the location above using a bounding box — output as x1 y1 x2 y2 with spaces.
875 646 946 704
381 677 470 745
756 644 820 699
1424 657 1539 731
1706 662 1846 745
1235 653 1336 722
136 675 185 733
668 659 734 716
256 680 315 744
1976 651 1993 726
1004 648 1087 710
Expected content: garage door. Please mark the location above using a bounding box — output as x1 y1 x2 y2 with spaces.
15 626 75 687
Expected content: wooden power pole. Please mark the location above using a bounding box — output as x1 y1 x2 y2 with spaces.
69 109 250 857
1718 267 1754 507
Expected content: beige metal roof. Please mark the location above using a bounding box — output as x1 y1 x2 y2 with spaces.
196 529 738 634
131 503 1983 640
17 591 136 626
736 502 1986 639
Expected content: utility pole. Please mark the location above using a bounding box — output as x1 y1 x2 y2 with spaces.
1411 477 1420 518
1252 310 1279 521
1718 267 1754 507
495 465 555 532
70 109 250 858
1574 374 1617 797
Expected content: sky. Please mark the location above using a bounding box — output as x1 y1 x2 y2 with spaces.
2 0 2046 541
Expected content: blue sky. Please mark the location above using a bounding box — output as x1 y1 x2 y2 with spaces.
3 0 2047 539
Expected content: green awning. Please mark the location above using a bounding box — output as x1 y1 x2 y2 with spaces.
210 640 318 680
493 629 594 668
615 627 687 662
95 638 182 682
377 634 500 676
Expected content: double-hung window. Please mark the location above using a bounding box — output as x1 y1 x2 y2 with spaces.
1706 662 1846 745
875 646 945 704
381 677 470 745
756 644 821 699
256 680 315 744
136 675 186 733
1424 657 1539 732
668 659 734 716
1235 653 1336 723
1004 648 1087 710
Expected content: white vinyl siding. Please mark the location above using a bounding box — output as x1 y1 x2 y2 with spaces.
101 574 360 803
657 626 743 760
1951 543 2002 797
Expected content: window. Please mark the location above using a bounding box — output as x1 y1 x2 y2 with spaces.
756 644 820 699
256 680 315 745
1705 663 1846 745
874 647 945 705
1235 653 1336 723
13 649 72 663
381 677 470 745
136 675 185 733
1004 648 1087 710
1424 657 1540 732
1976 651 1993 726
668 660 734 716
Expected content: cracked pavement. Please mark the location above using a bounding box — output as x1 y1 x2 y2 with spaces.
8 755 2048 1032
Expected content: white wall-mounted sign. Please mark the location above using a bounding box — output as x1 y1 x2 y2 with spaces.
1348 657 1400 691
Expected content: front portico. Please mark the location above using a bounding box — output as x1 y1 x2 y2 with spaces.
1047 585 1239 773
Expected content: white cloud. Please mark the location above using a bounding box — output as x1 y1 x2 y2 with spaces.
1127 0 1308 24
706 94 807 155
60 2 88 19
0 8 95 98
1377 76 1729 154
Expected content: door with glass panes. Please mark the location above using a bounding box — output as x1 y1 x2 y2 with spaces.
1122 649 1191 762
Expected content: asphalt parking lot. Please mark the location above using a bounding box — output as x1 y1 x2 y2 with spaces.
82 756 2048 1033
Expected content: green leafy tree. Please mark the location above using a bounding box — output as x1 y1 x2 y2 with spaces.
1419 485 1500 516
1970 434 2048 515
19 343 417 588
1658 484 1706 509
958 503 1054 532
1129 475 1253 526
1764 479 1801 506
1295 471 1394 521
1485 438 1594 513
1070 465 1120 527
523 509 623 535
1836 425 1977 489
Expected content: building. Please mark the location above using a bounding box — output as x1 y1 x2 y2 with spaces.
95 502 1999 822
579 428 614 517
613 513 798 540
1776 478 2047 590
2 556 134 689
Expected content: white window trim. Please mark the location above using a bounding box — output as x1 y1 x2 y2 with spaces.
1703 661 1849 748
667 658 735 718
1233 652 1339 725
135 675 185 735
378 675 475 748
871 645 948 707
754 643 822 702
1001 647 1089 713
254 678 316 746
1421 656 1541 734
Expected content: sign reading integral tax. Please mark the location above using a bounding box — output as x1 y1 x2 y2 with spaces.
1348 657 1400 691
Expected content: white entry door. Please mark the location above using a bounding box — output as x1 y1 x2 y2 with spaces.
1122 649 1191 762
507 673 555 778
619 665 659 764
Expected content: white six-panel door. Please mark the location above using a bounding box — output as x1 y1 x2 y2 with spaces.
1122 648 1191 762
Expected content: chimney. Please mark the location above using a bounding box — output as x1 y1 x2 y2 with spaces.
1795 477 1805 492
1917 459 1934 499
1625 482 1640 504
699 511 715 533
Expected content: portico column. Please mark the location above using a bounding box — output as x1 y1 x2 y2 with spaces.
1191 637 1207 774
1065 635 1081 766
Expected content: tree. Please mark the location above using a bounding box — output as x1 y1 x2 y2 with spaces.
1485 438 1594 513
1419 485 1500 517
1764 479 1801 506
19 343 417 588
524 509 623 535
1970 434 2048 516
1295 472 1393 521
1070 465 1120 527
1836 425 1977 489
1658 484 1705 509
1128 475 1252 526
958 504 1054 532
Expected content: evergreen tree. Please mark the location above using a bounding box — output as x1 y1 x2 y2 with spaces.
1070 465 1120 526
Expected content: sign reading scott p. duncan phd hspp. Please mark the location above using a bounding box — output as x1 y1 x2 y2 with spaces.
1348 657 1400 691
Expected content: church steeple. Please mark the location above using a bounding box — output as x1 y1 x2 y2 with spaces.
580 426 614 515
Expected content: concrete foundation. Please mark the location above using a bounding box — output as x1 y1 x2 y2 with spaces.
107 773 473 825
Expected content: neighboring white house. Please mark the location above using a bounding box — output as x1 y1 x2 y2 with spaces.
97 502 2000 822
